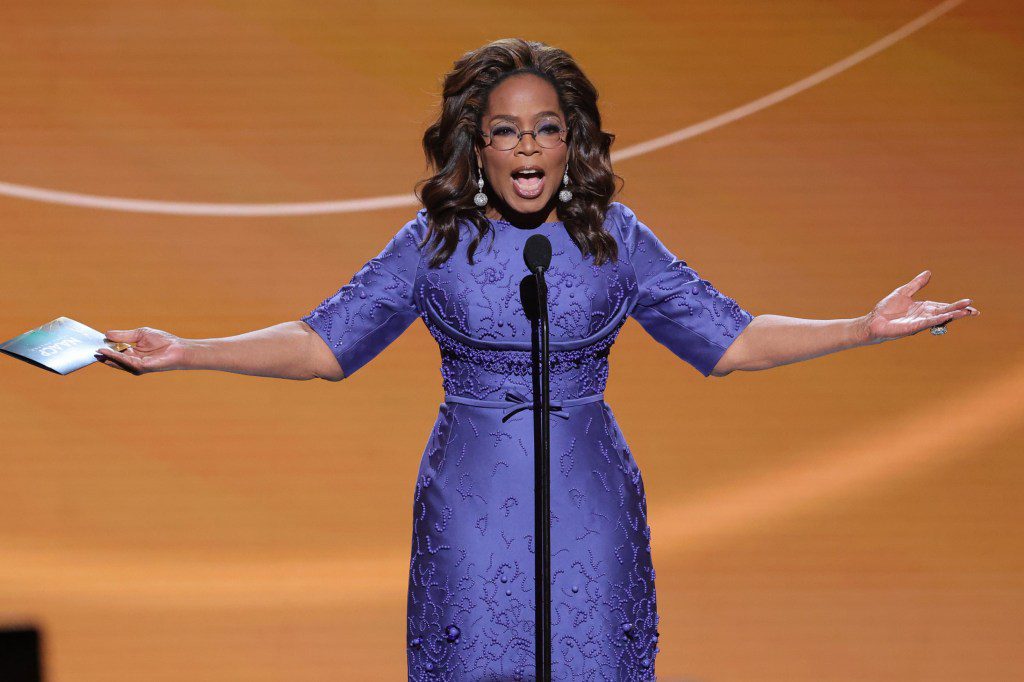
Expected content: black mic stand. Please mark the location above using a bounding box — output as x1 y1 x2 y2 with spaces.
532 267 552 682
521 234 553 682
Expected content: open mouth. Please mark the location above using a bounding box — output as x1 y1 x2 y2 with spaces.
511 168 545 199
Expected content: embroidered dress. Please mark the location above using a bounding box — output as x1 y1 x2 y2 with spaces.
301 202 754 681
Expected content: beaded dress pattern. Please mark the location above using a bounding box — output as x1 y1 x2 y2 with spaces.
302 202 754 681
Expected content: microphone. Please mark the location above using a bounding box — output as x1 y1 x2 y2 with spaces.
519 234 549 321
522 231 553 681
524 234 552 274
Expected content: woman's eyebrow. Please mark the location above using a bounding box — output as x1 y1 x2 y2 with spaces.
488 110 563 123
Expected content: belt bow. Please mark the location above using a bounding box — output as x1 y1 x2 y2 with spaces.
501 389 569 423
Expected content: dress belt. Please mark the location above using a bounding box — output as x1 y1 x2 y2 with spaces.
444 389 605 423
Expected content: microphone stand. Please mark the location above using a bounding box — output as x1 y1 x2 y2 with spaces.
529 266 552 682
522 232 553 681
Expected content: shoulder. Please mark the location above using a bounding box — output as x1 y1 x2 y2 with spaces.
381 209 430 259
368 209 429 283
604 202 680 274
399 208 430 243
605 201 644 238
604 201 650 257
605 201 636 231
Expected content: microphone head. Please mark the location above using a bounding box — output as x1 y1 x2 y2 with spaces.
524 234 552 272
519 274 539 321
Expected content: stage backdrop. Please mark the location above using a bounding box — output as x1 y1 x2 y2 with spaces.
1 1 1021 680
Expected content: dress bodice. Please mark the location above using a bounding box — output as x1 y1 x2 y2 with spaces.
301 202 754 400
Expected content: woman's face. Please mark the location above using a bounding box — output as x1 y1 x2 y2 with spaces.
476 73 569 222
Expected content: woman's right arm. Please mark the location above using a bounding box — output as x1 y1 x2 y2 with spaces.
95 321 345 381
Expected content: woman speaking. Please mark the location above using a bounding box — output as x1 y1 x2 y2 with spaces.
95 38 979 681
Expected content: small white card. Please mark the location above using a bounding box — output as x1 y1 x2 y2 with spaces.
0 316 116 375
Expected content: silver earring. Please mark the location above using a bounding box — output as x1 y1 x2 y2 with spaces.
473 167 488 207
558 168 573 203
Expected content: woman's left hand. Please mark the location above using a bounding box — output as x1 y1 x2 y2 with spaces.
862 270 980 344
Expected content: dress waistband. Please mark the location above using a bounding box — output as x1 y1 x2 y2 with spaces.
444 389 605 423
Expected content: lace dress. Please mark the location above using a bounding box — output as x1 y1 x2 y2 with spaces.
301 202 754 681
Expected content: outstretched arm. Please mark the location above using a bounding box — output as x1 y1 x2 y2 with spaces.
95 321 345 381
711 270 980 376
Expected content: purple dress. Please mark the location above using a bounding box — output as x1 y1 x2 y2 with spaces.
302 202 753 681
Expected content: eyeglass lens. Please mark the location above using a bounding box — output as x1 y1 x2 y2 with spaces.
486 119 566 151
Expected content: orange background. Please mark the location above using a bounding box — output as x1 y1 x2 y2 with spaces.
0 1 1021 680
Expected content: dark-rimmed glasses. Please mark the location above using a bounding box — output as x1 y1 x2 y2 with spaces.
481 120 568 151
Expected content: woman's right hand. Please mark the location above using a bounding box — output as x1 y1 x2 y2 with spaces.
95 327 191 375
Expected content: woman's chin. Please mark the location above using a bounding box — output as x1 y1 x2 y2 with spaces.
502 193 554 217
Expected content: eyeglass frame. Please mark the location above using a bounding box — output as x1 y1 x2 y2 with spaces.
478 121 570 151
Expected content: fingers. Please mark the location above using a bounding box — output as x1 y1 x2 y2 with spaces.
95 347 128 368
933 298 972 314
932 300 981 317
95 347 142 375
104 328 144 343
899 270 931 297
926 309 973 328
98 357 131 373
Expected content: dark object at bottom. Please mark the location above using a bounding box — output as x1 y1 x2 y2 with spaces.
0 625 44 682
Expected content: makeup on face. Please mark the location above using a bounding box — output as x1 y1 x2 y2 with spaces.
479 74 568 219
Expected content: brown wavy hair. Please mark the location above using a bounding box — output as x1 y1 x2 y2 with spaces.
415 38 623 268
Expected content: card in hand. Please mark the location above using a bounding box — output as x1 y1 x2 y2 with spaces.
0 316 118 375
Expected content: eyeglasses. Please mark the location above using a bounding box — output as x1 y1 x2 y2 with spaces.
481 120 568 151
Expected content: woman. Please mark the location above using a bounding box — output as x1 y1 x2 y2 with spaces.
96 39 979 680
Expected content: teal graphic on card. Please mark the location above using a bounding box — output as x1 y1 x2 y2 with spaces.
0 317 113 375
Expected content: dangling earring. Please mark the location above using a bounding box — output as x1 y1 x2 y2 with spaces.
558 167 573 203
473 166 488 207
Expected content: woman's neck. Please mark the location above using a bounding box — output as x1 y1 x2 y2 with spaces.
485 200 560 229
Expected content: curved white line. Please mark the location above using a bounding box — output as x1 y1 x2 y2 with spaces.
612 0 965 161
0 185 419 216
0 0 963 217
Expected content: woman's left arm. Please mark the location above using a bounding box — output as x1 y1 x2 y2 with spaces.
711 270 981 376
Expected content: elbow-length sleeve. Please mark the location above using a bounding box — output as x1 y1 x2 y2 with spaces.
616 203 755 377
300 210 427 378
